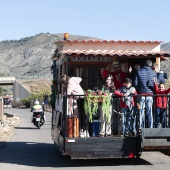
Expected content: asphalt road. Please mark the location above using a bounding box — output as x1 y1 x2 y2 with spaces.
0 108 170 170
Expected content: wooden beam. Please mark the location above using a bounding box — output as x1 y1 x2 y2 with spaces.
156 57 160 70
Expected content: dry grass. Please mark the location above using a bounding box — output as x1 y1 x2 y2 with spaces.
20 79 52 95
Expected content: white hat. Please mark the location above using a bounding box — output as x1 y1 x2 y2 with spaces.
112 61 120 68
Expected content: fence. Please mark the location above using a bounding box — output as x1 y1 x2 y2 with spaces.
60 94 170 138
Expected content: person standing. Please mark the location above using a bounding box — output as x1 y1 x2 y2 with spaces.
114 78 137 137
133 60 157 129
102 61 127 135
60 74 89 137
60 74 84 116
128 64 141 87
154 80 170 128
128 63 141 134
99 74 115 136
102 61 127 90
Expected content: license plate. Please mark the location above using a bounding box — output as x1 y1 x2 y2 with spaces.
36 118 40 121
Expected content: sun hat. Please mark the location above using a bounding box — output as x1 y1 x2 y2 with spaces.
112 61 120 68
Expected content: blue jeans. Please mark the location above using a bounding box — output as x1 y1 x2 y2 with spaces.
112 98 119 134
139 96 153 128
120 107 133 135
132 106 137 133
155 107 166 128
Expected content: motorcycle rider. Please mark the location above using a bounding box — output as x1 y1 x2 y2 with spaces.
31 100 46 123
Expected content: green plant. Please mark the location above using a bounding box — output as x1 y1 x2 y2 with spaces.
52 79 58 89
52 79 58 84
49 90 56 109
20 94 44 108
20 98 31 108
84 90 111 123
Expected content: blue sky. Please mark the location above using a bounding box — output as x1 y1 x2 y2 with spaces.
1 0 170 42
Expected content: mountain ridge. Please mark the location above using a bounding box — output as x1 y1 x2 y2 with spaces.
0 33 98 77
0 33 170 85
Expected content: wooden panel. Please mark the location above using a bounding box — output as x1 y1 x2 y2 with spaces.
65 137 139 159
143 139 170 146
142 128 170 150
142 128 170 138
68 150 124 159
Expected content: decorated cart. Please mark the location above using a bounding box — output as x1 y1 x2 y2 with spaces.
51 34 170 159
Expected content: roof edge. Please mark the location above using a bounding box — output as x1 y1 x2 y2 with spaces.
54 40 163 44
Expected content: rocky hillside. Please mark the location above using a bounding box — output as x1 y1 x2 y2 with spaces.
160 42 170 85
160 43 170 72
0 33 98 77
0 33 170 84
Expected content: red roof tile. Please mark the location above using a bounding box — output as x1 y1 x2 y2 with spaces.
60 49 170 57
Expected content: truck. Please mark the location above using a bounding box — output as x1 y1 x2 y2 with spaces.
51 36 170 159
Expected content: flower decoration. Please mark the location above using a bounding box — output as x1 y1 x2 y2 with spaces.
84 90 111 123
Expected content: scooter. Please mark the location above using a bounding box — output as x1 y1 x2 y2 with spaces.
31 108 45 129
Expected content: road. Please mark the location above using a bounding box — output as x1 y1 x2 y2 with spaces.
0 108 170 170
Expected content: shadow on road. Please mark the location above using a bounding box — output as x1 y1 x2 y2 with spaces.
0 141 152 168
15 124 51 129
15 127 37 129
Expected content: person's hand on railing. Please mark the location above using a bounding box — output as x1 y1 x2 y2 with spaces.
123 92 130 97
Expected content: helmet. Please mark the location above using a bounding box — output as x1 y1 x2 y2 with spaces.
34 101 39 105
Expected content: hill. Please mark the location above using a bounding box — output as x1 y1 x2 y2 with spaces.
0 33 170 87
0 33 99 96
0 33 98 77
160 42 170 85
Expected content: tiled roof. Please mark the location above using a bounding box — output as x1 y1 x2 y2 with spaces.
56 40 162 43
60 49 170 57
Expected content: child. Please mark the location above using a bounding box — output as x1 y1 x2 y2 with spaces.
114 78 137 137
154 81 170 128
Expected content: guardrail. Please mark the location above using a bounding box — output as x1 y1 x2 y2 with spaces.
0 77 15 81
16 75 52 79
0 75 53 80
